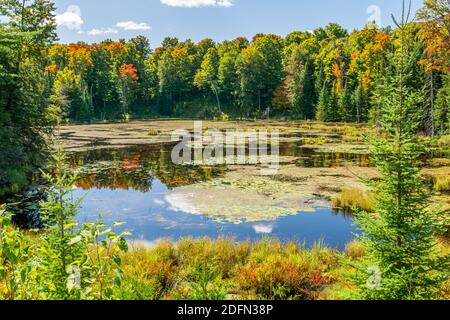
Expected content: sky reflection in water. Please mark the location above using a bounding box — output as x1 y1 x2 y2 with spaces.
71 142 360 250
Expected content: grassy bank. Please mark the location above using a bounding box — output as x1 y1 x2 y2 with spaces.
1 225 449 300
116 237 450 300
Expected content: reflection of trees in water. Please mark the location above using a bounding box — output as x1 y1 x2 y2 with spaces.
71 144 225 191
332 208 356 220
279 142 371 168
6 187 47 229
76 166 155 192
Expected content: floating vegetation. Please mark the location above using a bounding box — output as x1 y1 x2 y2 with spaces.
302 136 333 145
148 128 161 136
165 175 329 224
300 143 370 155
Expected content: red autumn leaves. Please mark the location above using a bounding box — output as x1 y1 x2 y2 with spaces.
118 63 139 81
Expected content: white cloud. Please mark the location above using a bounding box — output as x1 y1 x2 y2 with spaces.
160 0 233 8
116 21 152 31
164 192 201 215
55 5 84 30
81 28 119 36
153 199 165 206
253 223 274 234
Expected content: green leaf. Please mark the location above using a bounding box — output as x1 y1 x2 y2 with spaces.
113 221 126 227
68 236 82 246
118 237 128 253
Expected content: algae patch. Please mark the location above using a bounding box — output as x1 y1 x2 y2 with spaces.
165 175 329 224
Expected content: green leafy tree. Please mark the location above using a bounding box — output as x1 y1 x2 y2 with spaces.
218 50 240 109
236 46 266 117
285 39 318 118
38 147 129 299
194 47 222 113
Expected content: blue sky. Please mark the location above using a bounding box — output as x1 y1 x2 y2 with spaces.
53 0 423 47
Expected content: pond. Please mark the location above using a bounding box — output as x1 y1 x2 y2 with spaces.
69 140 362 250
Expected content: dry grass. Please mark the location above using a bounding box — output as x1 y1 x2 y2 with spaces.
429 158 450 167
147 128 161 136
434 176 450 192
345 240 366 260
332 188 375 212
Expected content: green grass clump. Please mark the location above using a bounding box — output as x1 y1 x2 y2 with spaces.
332 188 375 212
302 136 331 145
436 135 450 148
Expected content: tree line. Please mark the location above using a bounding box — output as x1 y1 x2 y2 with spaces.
40 1 449 135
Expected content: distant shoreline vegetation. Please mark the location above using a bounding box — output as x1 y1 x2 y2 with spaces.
44 20 448 133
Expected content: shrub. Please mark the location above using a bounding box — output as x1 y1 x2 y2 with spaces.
235 241 334 300
220 112 229 122
188 263 227 300
0 148 129 300
0 210 37 300
120 242 177 299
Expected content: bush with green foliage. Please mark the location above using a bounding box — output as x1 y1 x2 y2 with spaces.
0 148 129 300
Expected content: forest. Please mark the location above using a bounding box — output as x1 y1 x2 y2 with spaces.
38 6 450 126
0 0 449 301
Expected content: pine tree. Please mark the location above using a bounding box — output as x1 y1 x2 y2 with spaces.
338 85 352 122
355 0 449 300
353 81 368 123
316 84 329 122
435 75 450 134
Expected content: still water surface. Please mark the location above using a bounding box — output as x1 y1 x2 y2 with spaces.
70 141 362 249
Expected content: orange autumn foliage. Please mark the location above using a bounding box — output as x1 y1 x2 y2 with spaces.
119 64 139 81
332 62 343 95
45 64 57 74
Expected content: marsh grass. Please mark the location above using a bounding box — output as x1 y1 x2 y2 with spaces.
301 136 332 145
344 240 366 260
117 238 340 300
332 188 375 213
2 233 449 300
434 176 450 192
147 129 161 136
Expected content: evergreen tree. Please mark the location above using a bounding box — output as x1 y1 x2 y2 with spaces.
316 84 329 122
355 1 449 300
338 85 353 121
0 0 57 198
435 75 450 134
